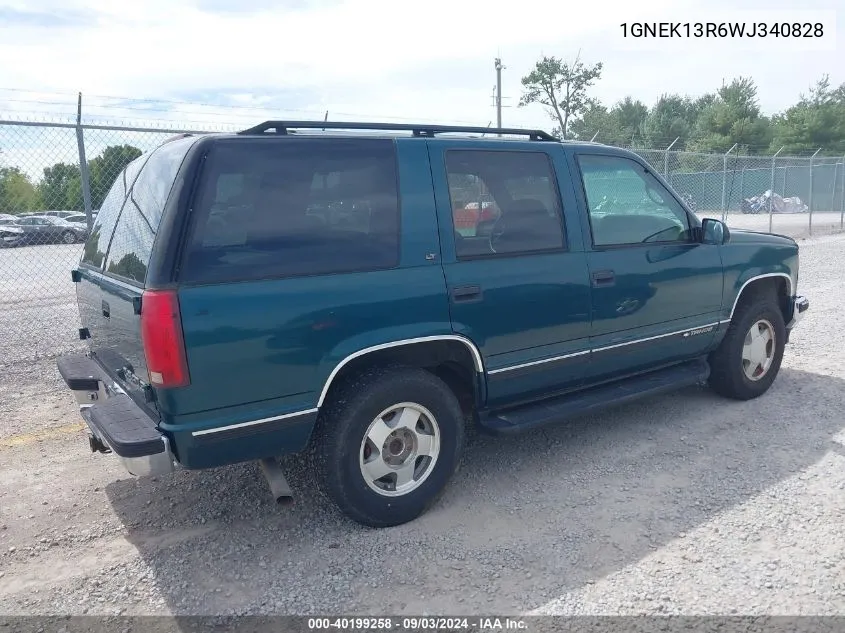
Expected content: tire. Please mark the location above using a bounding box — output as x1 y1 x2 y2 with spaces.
708 293 786 400
309 365 465 527
60 230 76 244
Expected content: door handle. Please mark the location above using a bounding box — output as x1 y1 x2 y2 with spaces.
591 270 615 287
102 300 110 318
451 284 483 303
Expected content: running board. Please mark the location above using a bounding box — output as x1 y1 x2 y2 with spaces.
480 358 710 435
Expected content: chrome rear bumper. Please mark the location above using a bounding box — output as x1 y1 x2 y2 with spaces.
58 353 178 478
80 405 177 477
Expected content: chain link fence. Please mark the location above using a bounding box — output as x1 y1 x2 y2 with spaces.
649 148 845 235
0 119 237 368
1 116 844 368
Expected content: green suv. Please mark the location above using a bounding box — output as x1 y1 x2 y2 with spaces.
57 121 809 527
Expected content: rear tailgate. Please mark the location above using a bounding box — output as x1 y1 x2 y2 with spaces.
76 269 150 405
74 136 198 407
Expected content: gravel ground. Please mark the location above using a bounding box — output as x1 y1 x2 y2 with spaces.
0 233 844 618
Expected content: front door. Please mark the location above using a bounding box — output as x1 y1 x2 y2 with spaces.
429 142 593 407
571 151 725 382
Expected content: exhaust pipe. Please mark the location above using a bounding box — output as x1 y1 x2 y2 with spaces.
258 457 294 506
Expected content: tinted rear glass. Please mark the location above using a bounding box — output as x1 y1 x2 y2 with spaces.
180 137 400 284
103 136 196 284
80 159 139 268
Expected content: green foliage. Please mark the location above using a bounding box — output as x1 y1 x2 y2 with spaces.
0 144 142 215
0 167 41 214
519 54 603 139
638 95 700 149
570 97 649 147
769 75 845 156
687 77 773 154
551 59 845 155
39 162 83 211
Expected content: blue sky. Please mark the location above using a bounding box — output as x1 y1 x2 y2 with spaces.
0 0 841 139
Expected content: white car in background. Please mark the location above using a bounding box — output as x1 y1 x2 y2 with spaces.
0 214 25 247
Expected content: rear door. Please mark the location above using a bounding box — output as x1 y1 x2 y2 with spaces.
428 141 593 407
75 136 197 407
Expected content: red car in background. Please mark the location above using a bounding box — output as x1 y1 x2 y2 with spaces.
452 200 501 236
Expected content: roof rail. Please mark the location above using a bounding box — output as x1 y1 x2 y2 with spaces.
236 120 558 142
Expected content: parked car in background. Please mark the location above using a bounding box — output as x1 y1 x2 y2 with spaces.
42 210 80 220
63 213 93 238
13 215 88 245
0 216 25 247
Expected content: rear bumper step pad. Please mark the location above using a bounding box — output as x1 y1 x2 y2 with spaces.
87 394 165 458
57 354 102 391
57 354 175 475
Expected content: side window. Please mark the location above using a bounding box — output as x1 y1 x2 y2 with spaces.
579 155 691 247
81 161 135 268
104 137 195 284
444 150 564 258
180 138 400 284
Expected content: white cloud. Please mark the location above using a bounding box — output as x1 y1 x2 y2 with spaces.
0 0 843 134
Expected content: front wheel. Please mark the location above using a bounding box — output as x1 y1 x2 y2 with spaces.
708 295 786 400
310 366 465 527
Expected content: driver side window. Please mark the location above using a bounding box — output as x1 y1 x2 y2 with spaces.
579 154 691 247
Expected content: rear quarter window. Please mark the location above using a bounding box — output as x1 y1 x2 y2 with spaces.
179 137 400 284
80 158 140 268
103 136 197 284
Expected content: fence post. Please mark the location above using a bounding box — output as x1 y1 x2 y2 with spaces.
721 143 738 222
841 155 845 229
808 147 821 236
664 137 679 180
769 146 784 233
833 159 839 226
75 93 94 231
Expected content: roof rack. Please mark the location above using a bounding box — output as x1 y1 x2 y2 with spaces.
236 120 558 142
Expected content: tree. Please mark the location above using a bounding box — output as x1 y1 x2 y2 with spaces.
570 96 649 146
568 99 611 141
39 162 83 211
638 95 695 149
688 77 772 154
769 75 845 155
88 144 143 209
0 167 41 214
519 54 603 139
612 97 650 145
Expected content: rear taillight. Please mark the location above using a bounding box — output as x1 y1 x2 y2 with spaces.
140 289 190 388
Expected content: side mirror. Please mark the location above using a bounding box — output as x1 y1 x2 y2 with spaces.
701 218 730 245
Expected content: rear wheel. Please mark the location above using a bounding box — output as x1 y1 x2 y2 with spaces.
708 294 786 400
60 230 77 244
310 366 465 527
